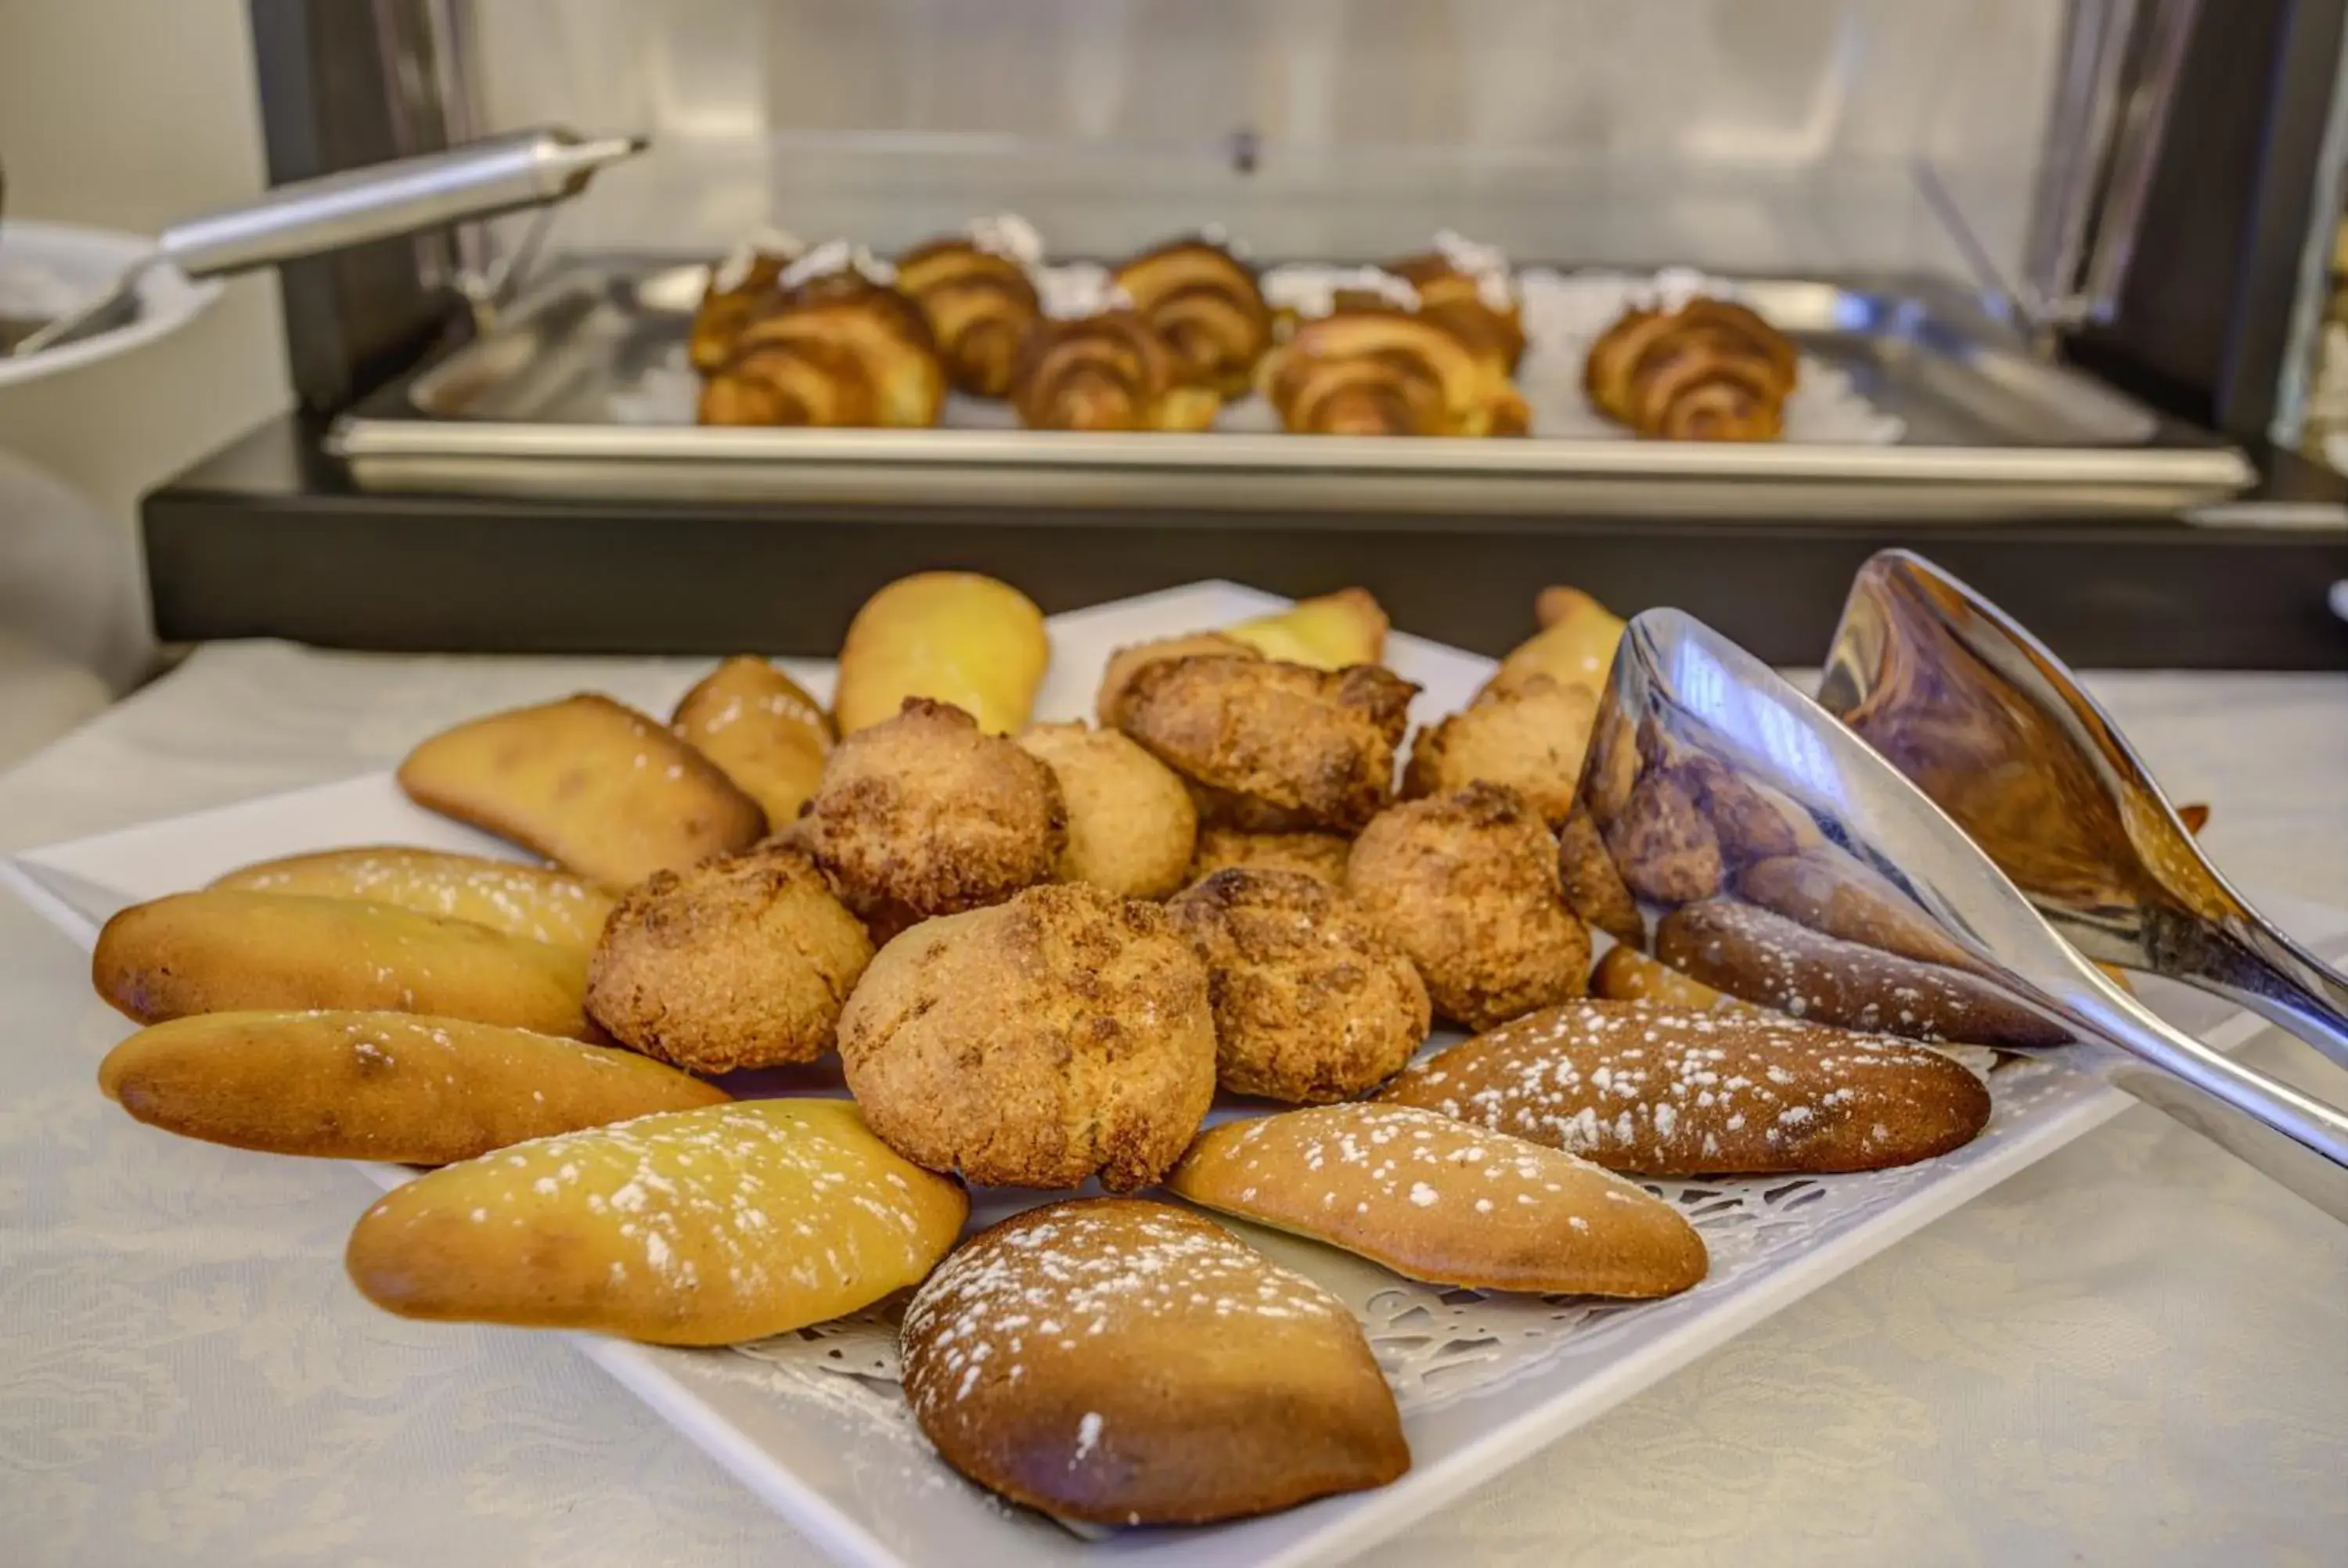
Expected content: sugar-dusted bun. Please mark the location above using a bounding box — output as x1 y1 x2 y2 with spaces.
98 1009 726 1163
1169 1103 1705 1296
1381 998 1991 1175
209 847 616 949
901 1198 1407 1525
346 1100 967 1346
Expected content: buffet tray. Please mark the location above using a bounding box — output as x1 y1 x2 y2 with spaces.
326 260 2256 518
3 581 2302 1568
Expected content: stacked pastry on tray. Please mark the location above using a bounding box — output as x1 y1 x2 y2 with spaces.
89 572 2015 1530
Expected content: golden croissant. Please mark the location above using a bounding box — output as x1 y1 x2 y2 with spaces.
688 245 797 374
895 237 1042 399
1385 251 1528 377
697 275 947 430
1112 238 1273 400
1585 297 1798 441
1010 311 1220 433
1262 307 1528 438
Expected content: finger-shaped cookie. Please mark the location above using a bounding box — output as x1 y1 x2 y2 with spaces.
211 846 615 948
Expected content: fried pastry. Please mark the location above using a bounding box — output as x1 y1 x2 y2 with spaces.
1115 655 1417 834
1585 296 1797 441
1014 721 1197 900
1165 869 1428 1102
1225 588 1390 670
901 1198 1407 1525
1381 998 1992 1174
837 883 1214 1190
698 270 946 429
1111 236 1273 398
396 693 765 890
670 656 833 829
345 1100 967 1346
1010 309 1221 432
833 571 1050 736
1485 586 1630 701
1169 1103 1706 1296
1185 825 1353 887
1345 783 1591 1030
895 234 1042 397
799 698 1066 939
1262 307 1526 437
92 890 593 1038
98 1010 726 1162
585 844 873 1073
1403 672 1598 827
1094 630 1258 728
210 847 615 949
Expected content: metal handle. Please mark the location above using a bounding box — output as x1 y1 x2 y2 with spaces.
158 126 646 280
2182 919 2348 1068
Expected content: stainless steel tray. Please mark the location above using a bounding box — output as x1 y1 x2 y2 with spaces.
329 258 2256 517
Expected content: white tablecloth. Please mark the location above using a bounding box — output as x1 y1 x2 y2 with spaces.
4 642 2344 1567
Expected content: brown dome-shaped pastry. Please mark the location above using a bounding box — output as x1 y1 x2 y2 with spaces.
895 237 1042 398
1584 297 1797 441
1112 237 1273 399
1262 308 1527 437
687 239 799 373
697 273 946 430
1385 247 1528 376
1010 310 1220 432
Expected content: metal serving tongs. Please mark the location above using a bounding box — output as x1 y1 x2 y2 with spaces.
1819 549 2348 1070
1572 608 2348 1220
7 126 645 360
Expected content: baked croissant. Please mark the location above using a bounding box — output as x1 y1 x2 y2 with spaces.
1585 297 1798 442
688 243 799 374
1010 311 1220 433
697 275 947 430
1112 238 1273 399
895 237 1042 399
1385 250 1527 376
1262 307 1528 438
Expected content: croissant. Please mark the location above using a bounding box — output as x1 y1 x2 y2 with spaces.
1585 297 1798 441
1262 307 1529 438
895 237 1042 399
1010 311 1220 433
688 242 799 374
1385 250 1527 376
1112 238 1273 400
697 275 947 429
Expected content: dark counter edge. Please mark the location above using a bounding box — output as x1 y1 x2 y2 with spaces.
144 415 2348 671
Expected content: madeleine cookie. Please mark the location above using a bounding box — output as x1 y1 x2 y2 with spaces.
1345 783 1591 1030
833 572 1050 735
346 1100 967 1346
671 656 834 828
901 1198 1408 1525
98 1010 726 1163
1169 1103 1705 1296
1165 869 1428 1102
1381 998 1992 1174
1184 826 1353 887
397 693 766 890
837 884 1214 1190
1015 722 1197 899
92 891 593 1038
210 846 615 948
585 844 873 1073
1095 630 1259 728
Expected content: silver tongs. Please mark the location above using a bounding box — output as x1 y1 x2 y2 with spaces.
1821 549 2348 1067
1572 607 2348 1221
8 125 646 359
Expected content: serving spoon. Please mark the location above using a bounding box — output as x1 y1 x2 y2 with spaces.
1818 548 2348 1069
1571 606 2348 1220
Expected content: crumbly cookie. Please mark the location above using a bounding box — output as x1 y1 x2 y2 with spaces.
1184 826 1354 887
1402 672 1598 827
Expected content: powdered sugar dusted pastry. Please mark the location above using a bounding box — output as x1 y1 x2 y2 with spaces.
1590 944 1759 1015
210 847 616 949
345 1100 967 1346
1168 1103 1705 1296
1380 998 1991 1174
670 656 834 829
900 1198 1407 1525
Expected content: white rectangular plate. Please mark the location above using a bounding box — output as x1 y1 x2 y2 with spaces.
1 583 2292 1568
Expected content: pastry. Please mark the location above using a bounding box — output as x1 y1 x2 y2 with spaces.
697 267 946 429
1114 655 1418 834
670 656 834 830
1184 826 1353 888
1168 1102 1706 1296
687 231 801 373
1345 783 1591 1030
895 234 1043 397
1093 630 1257 728
1585 296 1797 441
900 1197 1408 1525
1165 869 1429 1102
345 1100 967 1346
1484 586 1629 702
93 891 594 1038
1402 672 1598 828
396 693 766 890
1014 722 1197 900
1555 810 1647 946
798 698 1067 940
1381 998 1993 1174
1386 233 1527 376
1111 236 1273 399
1590 944 1757 1015
585 843 874 1073
837 883 1214 1190
832 571 1050 736
1653 898 2068 1048
98 1009 726 1163
1224 588 1389 670
210 847 615 948
1262 307 1526 437
1010 310 1221 432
